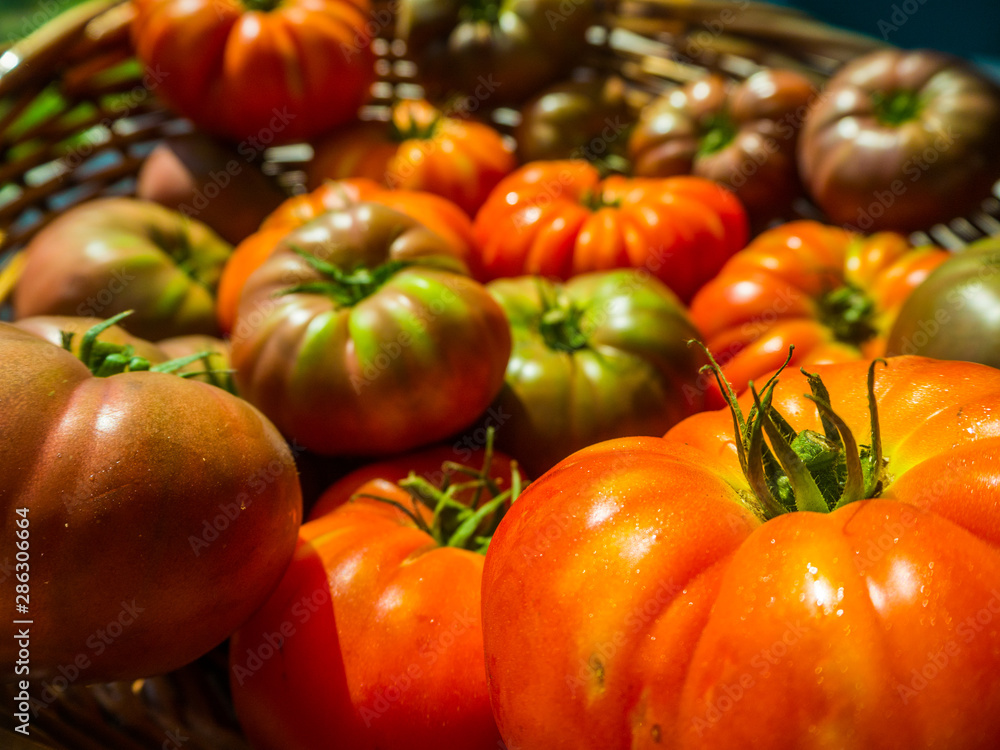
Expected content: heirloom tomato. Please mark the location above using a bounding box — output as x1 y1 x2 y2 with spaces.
515 75 633 164
231 446 521 749
886 234 1000 367
131 0 374 143
397 0 596 104
799 49 1000 232
307 99 515 215
485 270 714 477
472 161 748 302
13 197 232 341
216 178 477 333
690 220 948 393
483 356 1000 749
629 70 817 227
0 318 300 683
230 202 510 456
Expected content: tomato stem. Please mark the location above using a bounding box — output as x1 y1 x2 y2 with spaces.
536 281 589 352
241 0 281 12
63 312 233 388
872 89 922 126
281 248 409 308
691 341 889 520
818 284 878 348
697 112 737 157
459 0 502 25
353 427 524 553
387 100 441 142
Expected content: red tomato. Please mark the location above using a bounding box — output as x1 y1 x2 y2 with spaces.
483 356 1000 749
690 221 948 392
131 0 374 143
472 160 748 301
231 448 522 749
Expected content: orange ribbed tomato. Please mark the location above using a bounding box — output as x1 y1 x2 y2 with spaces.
131 0 374 143
690 221 948 392
472 161 748 301
483 356 1000 750
307 99 515 215
215 179 476 333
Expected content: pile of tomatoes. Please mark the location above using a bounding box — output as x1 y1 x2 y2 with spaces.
4 1 1000 748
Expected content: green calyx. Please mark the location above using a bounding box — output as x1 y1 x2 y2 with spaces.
536 282 589 352
458 0 502 25
819 284 879 347
354 428 523 554
241 0 281 12
65 311 230 385
387 115 440 143
872 89 922 127
694 342 888 521
697 112 737 158
280 248 408 308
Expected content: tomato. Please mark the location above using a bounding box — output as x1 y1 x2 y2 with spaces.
13 197 232 341
216 179 478 333
472 161 748 302
0 318 301 683
799 49 1000 232
137 132 287 245
230 202 511 456
485 270 715 477
515 75 633 164
629 70 817 228
689 220 948 393
307 99 515 216
886 235 1000 366
230 448 521 749
398 0 596 104
130 0 374 143
483 356 1000 749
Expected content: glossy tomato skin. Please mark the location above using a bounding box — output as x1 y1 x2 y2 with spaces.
473 161 748 302
482 357 1000 750
799 49 1000 232
0 323 301 683
230 203 511 456
230 481 501 749
131 0 374 143
629 70 816 227
215 178 477 333
398 0 596 104
13 197 232 341
690 221 948 392
308 100 515 216
886 235 1000 368
486 270 714 477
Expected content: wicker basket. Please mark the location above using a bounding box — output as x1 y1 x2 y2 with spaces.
0 1 996 746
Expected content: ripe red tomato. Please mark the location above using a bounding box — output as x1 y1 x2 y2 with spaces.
131 0 374 143
690 220 948 392
472 161 748 301
483 356 1000 749
231 450 521 749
